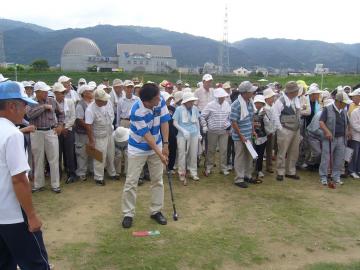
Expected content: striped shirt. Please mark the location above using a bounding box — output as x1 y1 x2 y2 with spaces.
27 97 62 128
230 99 254 141
200 100 231 134
128 97 171 156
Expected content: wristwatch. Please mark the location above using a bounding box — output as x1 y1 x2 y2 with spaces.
163 141 169 145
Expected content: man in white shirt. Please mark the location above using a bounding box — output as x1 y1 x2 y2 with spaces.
272 81 302 181
117 80 138 128
194 74 215 112
58 75 80 104
0 81 50 269
85 88 117 185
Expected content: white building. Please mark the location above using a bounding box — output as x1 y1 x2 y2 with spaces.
233 67 250 77
61 38 177 73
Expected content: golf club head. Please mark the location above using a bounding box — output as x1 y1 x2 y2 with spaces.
173 213 178 221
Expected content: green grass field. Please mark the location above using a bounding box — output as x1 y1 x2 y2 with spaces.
32 167 360 270
1 70 360 90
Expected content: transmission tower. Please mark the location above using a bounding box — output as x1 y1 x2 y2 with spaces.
0 32 5 64
218 5 230 74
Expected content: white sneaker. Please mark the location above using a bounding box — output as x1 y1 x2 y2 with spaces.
350 172 360 179
191 175 200 181
258 171 264 178
300 163 308 169
222 170 230 176
227 165 233 171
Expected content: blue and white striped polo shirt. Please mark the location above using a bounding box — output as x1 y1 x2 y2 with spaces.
230 99 254 141
128 97 171 156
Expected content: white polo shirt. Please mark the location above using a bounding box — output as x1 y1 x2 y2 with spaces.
0 117 30 224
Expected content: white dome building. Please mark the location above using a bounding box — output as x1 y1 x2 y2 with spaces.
61 38 102 71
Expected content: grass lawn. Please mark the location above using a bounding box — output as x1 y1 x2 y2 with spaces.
33 166 360 270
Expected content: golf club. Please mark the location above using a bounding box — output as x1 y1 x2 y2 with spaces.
167 166 178 221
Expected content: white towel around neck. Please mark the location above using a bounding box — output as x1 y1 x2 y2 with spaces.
282 92 300 109
238 94 253 121
181 105 197 123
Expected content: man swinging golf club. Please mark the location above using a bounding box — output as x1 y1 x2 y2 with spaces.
121 83 171 229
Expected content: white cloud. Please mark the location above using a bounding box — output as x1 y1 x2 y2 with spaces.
1 0 359 43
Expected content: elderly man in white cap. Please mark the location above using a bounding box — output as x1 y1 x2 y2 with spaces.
273 81 302 181
85 87 117 186
117 80 138 128
0 81 52 269
263 88 277 173
22 81 35 99
319 91 352 185
58 75 80 104
53 82 77 184
200 88 231 176
173 92 201 184
175 80 183 93
27 81 63 193
230 81 257 188
74 84 94 181
194 74 214 112
110 79 123 118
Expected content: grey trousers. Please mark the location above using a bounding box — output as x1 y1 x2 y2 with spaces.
348 140 360 174
206 132 228 172
234 140 253 183
31 130 60 189
319 137 346 182
307 135 322 165
75 132 93 177
276 128 300 176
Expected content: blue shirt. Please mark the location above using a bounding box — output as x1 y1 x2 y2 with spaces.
128 97 171 156
172 105 200 137
230 99 254 141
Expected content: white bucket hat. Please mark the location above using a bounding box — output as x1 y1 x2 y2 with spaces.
254 94 266 104
173 91 183 103
52 82 66 93
263 88 276 99
214 88 229 98
181 92 198 104
94 88 110 101
307 84 322 95
113 127 130 143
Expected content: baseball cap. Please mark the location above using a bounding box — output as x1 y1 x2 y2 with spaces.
124 80 135 87
58 75 71 83
202 74 213 82
52 82 67 93
113 79 123 87
238 81 257 93
34 81 51 92
0 81 38 105
94 88 110 101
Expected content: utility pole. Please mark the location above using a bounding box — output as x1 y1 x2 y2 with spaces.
218 4 230 75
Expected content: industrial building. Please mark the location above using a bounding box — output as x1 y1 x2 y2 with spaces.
61 37 177 73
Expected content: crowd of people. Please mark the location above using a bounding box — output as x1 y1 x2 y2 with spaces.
1 72 360 268
0 73 359 192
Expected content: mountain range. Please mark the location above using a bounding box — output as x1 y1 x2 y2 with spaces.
1 18 360 72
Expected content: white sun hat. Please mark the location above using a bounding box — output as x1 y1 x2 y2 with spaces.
181 92 198 104
113 127 130 143
263 88 276 99
52 82 67 93
213 88 229 98
254 94 266 104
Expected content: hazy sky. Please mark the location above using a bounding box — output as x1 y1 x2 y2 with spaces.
2 0 359 44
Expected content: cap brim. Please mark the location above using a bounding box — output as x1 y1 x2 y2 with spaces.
21 97 38 105
181 97 198 104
